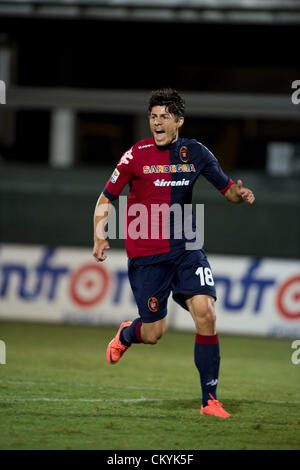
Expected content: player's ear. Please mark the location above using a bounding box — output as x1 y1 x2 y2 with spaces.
177 117 184 129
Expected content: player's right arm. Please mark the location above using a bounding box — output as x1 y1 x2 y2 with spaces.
93 192 112 262
92 146 135 262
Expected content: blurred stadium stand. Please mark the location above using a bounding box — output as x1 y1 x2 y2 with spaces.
0 0 299 258
1 0 300 23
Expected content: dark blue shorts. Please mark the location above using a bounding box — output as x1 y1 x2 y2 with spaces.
128 249 217 323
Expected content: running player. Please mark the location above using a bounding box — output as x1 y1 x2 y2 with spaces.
93 88 255 418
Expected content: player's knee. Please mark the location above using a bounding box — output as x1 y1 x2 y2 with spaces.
144 330 164 344
142 324 165 344
195 305 216 330
144 335 158 344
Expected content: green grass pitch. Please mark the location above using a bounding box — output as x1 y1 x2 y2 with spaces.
0 321 299 450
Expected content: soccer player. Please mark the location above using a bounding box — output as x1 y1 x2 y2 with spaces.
93 88 255 418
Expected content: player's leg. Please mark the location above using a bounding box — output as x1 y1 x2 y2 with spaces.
140 316 167 344
172 250 230 417
106 316 168 365
120 306 167 345
185 294 230 417
106 316 168 364
185 294 216 335
185 294 220 403
106 259 171 364
119 315 167 346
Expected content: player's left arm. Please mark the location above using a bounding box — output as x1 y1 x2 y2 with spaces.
199 144 255 205
224 179 255 204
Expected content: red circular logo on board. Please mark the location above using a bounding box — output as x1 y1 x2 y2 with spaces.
148 297 159 312
70 263 110 307
276 275 300 320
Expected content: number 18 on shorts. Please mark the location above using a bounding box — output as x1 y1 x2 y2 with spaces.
195 267 215 287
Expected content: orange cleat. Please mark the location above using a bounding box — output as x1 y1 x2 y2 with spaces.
106 321 132 365
200 394 231 418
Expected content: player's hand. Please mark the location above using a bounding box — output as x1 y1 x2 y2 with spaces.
93 239 110 262
236 179 255 204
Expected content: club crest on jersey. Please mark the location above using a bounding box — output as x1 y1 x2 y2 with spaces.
179 146 189 163
148 297 159 312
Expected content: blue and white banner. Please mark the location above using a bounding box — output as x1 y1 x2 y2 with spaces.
0 244 299 338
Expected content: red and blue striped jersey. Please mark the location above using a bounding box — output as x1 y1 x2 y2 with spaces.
103 137 234 258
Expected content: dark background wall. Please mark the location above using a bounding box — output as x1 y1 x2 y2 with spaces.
0 13 299 259
1 164 299 258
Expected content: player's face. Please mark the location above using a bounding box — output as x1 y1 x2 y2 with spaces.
149 106 184 147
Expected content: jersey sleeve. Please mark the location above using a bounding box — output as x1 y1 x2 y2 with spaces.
200 144 234 194
103 146 135 201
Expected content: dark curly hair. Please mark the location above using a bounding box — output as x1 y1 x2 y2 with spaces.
148 88 185 121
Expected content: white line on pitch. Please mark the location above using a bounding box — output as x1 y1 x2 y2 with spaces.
0 396 196 403
0 396 298 406
0 379 185 393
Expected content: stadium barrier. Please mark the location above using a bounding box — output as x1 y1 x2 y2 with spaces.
1 165 300 260
0 244 299 338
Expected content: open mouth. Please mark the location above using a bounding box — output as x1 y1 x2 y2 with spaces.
155 129 166 141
